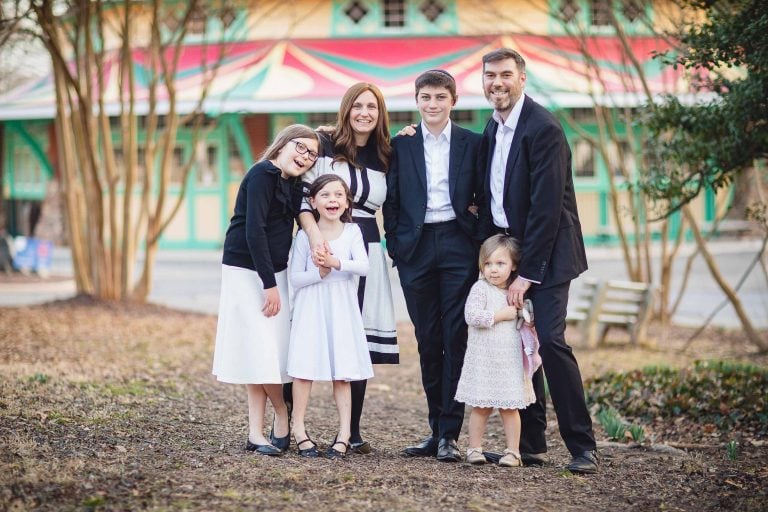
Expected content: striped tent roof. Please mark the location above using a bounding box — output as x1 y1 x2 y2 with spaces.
0 34 690 120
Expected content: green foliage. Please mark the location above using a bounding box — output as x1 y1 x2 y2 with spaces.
596 407 648 443
597 408 627 440
82 495 106 510
28 373 49 384
628 424 646 443
726 439 739 460
585 361 768 437
642 0 768 216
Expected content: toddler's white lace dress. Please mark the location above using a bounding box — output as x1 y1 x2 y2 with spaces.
455 279 536 410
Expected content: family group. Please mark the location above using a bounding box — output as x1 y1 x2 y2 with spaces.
211 48 599 474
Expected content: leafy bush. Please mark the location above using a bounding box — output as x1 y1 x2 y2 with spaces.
628 424 646 443
585 360 768 437
597 408 626 440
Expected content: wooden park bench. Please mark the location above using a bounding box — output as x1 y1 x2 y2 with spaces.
567 278 655 348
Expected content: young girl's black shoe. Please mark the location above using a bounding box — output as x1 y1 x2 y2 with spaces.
295 437 319 458
326 439 349 459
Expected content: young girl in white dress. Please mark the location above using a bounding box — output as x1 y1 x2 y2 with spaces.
212 125 320 456
455 234 539 467
287 174 374 459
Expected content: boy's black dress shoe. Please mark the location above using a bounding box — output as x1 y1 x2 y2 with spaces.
436 438 461 462
566 450 599 474
521 452 548 466
245 440 282 456
403 436 439 457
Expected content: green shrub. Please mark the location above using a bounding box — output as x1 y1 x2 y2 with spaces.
597 408 626 440
628 424 646 443
585 360 768 437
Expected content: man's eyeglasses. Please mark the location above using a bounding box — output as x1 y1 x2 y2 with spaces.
291 140 319 162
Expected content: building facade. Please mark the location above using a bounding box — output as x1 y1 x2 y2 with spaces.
0 0 715 248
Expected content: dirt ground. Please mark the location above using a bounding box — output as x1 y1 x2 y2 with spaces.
1 297 767 511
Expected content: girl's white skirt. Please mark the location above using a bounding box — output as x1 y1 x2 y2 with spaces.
212 265 291 384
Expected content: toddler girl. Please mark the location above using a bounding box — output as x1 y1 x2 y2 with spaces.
455 234 540 467
212 124 320 456
287 174 373 459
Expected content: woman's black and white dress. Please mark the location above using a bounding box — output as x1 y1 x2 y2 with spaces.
300 135 399 364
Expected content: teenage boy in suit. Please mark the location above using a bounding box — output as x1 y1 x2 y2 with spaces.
384 69 489 462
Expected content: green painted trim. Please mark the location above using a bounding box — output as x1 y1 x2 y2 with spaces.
2 125 12 199
6 121 53 178
599 191 609 227
547 0 654 35
109 119 236 247
223 114 254 166
159 2 249 43
158 239 222 250
704 186 716 222
668 210 681 240
3 121 52 200
306 47 471 82
331 0 458 37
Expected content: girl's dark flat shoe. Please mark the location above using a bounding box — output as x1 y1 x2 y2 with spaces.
245 440 282 456
295 437 319 458
269 430 290 452
269 416 291 452
326 439 350 460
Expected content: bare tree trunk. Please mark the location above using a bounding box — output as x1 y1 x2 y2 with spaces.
52 64 92 293
682 205 767 351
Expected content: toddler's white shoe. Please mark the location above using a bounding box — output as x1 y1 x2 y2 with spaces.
499 449 522 467
466 447 486 465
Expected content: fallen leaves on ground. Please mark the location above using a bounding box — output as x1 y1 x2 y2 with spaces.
1 297 766 511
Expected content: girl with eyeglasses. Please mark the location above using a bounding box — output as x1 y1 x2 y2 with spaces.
212 124 320 456
285 83 399 456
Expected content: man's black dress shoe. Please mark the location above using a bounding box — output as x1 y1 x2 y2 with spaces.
436 438 461 462
403 436 439 457
245 440 282 456
566 450 599 474
521 452 548 466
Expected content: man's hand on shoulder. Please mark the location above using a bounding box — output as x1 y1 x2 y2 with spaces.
396 124 418 137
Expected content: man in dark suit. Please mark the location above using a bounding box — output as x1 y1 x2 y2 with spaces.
384 69 489 462
481 48 598 473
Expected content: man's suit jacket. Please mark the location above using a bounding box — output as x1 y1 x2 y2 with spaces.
384 122 490 264
483 95 587 288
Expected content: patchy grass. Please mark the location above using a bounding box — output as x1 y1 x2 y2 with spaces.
1 298 767 511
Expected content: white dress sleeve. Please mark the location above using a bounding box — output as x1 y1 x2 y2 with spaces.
464 281 495 328
337 224 369 277
289 231 322 290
